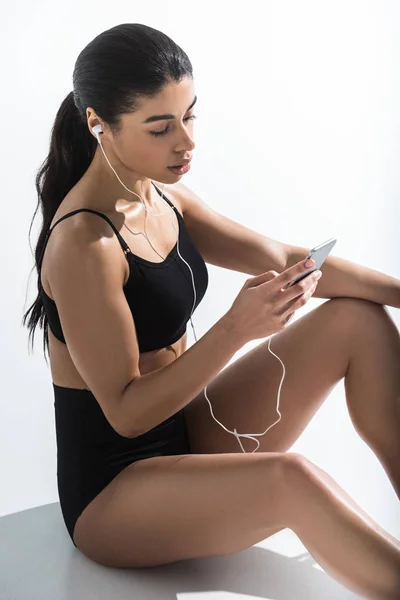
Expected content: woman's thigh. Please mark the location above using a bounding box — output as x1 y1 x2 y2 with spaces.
184 298 361 455
73 451 295 568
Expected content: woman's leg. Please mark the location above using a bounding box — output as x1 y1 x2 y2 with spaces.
285 454 400 600
185 298 400 500
344 300 400 499
74 451 400 599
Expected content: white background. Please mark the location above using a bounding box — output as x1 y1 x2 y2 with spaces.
1 1 399 597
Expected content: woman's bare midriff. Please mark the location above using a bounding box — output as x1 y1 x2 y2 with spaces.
42 181 188 390
48 326 188 390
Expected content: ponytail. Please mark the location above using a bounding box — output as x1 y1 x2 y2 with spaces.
22 90 96 362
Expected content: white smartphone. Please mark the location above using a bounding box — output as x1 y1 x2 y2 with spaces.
285 237 337 289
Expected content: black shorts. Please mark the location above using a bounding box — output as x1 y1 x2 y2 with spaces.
53 383 192 547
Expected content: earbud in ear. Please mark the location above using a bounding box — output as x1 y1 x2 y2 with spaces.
92 124 103 142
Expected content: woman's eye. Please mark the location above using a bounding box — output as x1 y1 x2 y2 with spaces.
150 114 197 137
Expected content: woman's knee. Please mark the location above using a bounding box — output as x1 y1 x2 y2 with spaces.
278 453 321 517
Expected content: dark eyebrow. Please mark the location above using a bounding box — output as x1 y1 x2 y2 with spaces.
141 96 197 124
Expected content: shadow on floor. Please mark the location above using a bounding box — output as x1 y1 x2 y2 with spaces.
0 503 362 599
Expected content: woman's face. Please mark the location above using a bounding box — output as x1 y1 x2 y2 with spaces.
88 77 197 185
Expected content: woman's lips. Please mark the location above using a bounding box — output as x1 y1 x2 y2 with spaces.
167 163 191 175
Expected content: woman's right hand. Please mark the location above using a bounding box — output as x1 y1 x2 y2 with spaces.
224 259 323 345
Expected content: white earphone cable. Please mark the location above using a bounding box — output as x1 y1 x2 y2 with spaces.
93 125 283 453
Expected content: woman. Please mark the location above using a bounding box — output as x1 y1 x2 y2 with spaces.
23 23 400 598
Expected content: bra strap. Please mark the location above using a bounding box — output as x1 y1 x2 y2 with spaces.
38 208 131 269
152 182 178 212
39 188 175 270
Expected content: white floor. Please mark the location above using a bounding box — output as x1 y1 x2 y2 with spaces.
1 381 399 600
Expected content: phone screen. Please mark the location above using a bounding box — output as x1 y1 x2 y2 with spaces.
285 238 337 289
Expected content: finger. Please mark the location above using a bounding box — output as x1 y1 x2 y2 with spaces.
279 278 318 316
284 312 294 324
281 271 320 303
274 259 315 290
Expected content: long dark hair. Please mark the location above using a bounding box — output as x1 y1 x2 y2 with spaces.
22 23 193 363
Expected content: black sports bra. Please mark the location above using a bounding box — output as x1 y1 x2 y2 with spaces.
38 182 209 352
